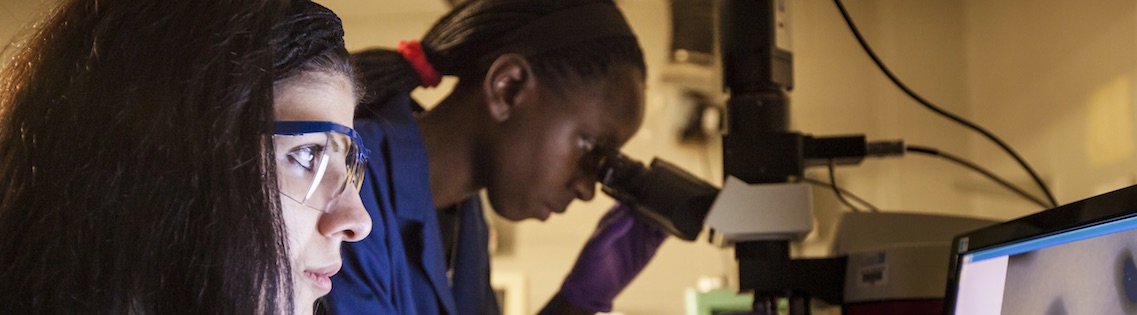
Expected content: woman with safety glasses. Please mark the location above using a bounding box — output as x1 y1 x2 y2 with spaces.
0 0 371 314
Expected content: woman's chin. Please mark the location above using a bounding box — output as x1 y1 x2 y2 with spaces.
292 280 321 315
293 295 316 315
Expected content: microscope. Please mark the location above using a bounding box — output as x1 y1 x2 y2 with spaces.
599 1 860 312
598 1 993 314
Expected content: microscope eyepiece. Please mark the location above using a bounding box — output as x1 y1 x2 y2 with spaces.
596 151 719 241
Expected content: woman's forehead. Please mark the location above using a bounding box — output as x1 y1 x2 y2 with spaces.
561 67 645 143
273 72 357 126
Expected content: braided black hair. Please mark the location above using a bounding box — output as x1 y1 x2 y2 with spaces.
353 0 645 112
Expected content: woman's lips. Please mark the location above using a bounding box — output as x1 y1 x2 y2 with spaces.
304 263 341 292
537 201 570 221
537 206 552 221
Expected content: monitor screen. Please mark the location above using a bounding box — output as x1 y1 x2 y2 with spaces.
944 184 1137 315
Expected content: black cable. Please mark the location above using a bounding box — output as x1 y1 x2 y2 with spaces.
803 177 881 212
832 0 1058 208
906 145 1051 208
827 159 873 212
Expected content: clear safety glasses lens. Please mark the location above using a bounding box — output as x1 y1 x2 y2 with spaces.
274 122 368 212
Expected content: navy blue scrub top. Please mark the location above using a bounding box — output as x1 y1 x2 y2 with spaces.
323 94 500 315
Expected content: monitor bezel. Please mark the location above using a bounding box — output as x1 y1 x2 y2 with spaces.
943 184 1137 314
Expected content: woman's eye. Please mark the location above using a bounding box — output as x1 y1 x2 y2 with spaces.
577 135 596 152
286 145 324 171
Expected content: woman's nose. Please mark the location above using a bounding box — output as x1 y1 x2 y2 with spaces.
320 191 372 242
572 171 598 201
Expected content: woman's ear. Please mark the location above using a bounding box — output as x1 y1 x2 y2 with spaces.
483 53 535 122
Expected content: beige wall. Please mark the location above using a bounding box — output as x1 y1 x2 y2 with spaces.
0 1 52 61
4 0 1137 314
963 0 1137 218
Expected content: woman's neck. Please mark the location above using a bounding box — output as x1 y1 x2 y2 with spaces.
417 91 485 209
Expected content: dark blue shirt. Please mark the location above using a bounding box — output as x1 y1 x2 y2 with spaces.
324 95 500 315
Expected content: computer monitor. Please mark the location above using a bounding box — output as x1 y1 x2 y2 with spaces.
944 184 1137 315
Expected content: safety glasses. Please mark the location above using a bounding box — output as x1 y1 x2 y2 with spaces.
273 121 369 212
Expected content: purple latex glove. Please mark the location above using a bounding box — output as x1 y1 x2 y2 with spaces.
559 203 670 312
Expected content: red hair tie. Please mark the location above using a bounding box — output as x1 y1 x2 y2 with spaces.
397 41 442 88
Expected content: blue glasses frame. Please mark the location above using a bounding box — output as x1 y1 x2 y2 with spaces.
274 121 370 161
273 121 370 211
